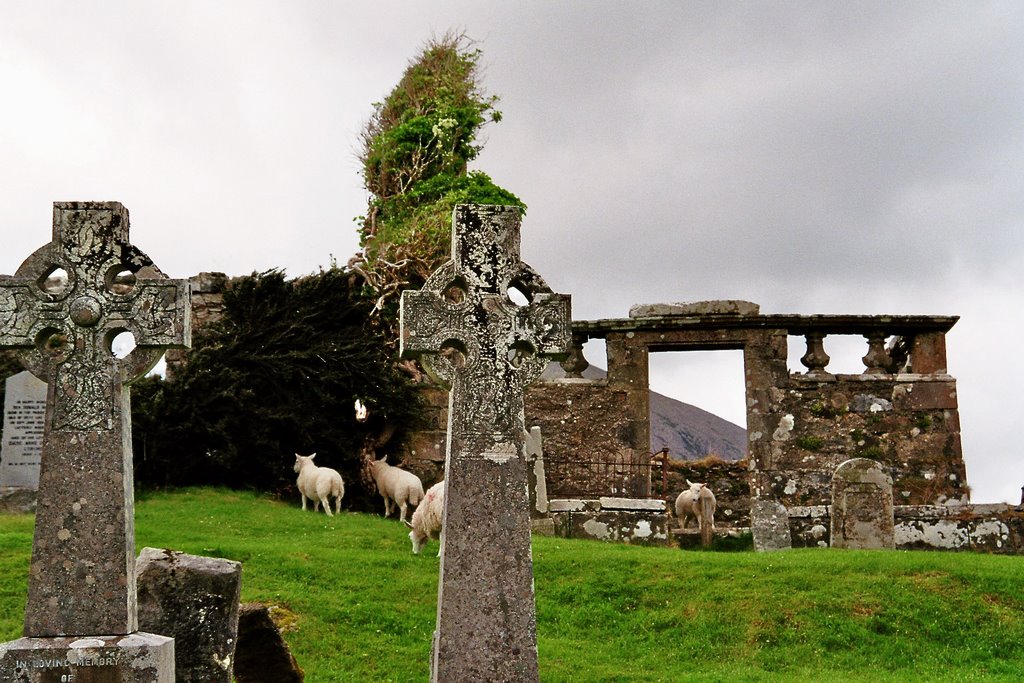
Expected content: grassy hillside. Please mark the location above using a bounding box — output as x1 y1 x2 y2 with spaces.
1 488 1022 681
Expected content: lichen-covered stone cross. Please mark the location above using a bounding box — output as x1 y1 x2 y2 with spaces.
0 202 190 637
400 204 571 682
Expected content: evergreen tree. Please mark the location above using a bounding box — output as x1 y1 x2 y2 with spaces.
131 268 421 507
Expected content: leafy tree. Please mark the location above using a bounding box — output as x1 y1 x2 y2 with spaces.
130 268 422 508
353 32 525 354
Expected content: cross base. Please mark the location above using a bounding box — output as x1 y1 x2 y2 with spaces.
0 632 174 682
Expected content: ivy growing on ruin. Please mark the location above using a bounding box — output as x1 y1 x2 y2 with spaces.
352 32 525 356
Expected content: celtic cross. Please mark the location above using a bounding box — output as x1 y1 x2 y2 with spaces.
401 204 571 682
0 202 190 637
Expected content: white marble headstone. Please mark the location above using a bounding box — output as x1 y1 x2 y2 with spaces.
0 370 47 489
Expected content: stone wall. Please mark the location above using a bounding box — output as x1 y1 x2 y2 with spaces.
755 374 966 508
789 503 1024 553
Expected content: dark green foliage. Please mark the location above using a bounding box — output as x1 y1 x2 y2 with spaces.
130 269 422 508
794 435 824 451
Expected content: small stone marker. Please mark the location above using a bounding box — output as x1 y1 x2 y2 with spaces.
751 499 792 552
233 603 304 683
0 370 47 489
136 548 242 682
0 202 190 681
830 458 895 549
401 205 571 682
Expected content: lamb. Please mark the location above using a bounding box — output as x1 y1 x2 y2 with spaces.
366 455 424 524
293 453 345 516
675 479 717 547
405 480 444 555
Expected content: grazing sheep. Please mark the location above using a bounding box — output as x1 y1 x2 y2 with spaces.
293 453 344 516
675 479 717 547
367 456 424 524
405 480 444 555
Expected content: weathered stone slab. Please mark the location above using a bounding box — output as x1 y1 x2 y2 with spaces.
233 603 304 683
548 498 591 512
0 487 36 514
830 458 895 549
0 371 46 489
136 548 242 682
525 425 548 517
552 507 670 545
751 499 792 551
599 496 666 511
0 632 174 682
400 205 571 682
629 300 760 318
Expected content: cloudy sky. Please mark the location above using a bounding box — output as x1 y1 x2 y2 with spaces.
1 2 1021 503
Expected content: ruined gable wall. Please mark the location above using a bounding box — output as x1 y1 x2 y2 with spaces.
754 374 967 508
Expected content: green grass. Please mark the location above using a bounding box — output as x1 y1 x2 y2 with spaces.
2 488 1023 681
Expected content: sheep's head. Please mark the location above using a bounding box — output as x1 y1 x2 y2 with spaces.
294 453 316 473
686 479 705 494
408 527 426 554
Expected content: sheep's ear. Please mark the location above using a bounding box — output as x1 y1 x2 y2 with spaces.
403 520 413 529
377 455 386 462
686 479 694 487
309 452 316 459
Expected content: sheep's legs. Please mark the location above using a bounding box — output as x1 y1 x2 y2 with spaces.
301 494 308 511
398 503 408 524
320 496 334 516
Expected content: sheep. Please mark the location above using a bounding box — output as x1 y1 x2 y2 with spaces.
405 480 444 555
366 455 424 524
293 453 345 516
675 479 717 547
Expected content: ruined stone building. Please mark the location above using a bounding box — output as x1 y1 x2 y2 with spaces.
175 275 1022 553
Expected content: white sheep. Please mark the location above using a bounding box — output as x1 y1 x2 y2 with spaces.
675 479 717 547
366 455 424 524
405 480 444 555
293 453 345 516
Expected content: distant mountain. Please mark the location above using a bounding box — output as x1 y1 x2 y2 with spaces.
540 363 747 462
649 389 746 462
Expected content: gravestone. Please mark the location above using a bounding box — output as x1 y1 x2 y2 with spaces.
751 499 792 551
136 548 242 682
233 603 305 683
830 458 895 549
401 205 571 682
0 202 190 682
0 370 47 489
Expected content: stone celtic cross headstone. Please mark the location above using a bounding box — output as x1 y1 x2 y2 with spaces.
0 370 47 489
401 205 571 682
830 457 895 550
0 202 190 681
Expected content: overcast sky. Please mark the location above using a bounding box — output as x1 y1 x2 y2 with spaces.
1 2 1021 503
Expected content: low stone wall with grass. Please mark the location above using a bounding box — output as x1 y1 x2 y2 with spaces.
788 503 1024 553
548 497 671 546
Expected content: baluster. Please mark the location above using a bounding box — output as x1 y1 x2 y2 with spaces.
862 331 892 375
800 331 833 378
559 334 590 378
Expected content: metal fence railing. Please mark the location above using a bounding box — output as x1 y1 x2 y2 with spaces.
544 457 667 499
